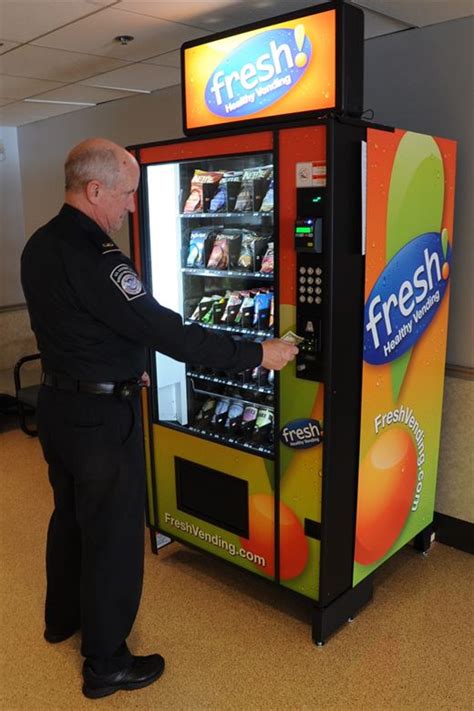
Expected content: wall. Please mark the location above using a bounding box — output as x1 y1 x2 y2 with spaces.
17 84 184 256
364 16 474 369
0 127 26 306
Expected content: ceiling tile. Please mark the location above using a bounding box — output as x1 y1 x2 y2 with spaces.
145 49 180 68
0 0 117 44
0 74 65 100
117 0 238 28
0 99 86 127
0 45 128 83
32 7 207 62
118 0 329 32
0 40 21 55
82 62 180 92
30 83 136 103
354 0 474 27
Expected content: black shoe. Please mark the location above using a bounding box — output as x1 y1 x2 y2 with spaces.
44 625 79 644
82 654 165 699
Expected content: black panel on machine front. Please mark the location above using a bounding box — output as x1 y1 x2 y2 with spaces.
175 457 249 537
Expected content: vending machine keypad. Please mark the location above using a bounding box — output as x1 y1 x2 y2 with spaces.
294 187 325 381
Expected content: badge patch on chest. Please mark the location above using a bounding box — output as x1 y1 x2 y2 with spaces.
109 264 146 301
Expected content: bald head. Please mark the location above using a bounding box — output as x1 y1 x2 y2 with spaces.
64 138 140 236
65 138 135 193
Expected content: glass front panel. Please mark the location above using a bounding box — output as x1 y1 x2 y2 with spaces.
147 151 275 458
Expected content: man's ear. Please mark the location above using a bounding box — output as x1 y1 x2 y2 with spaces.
86 180 101 204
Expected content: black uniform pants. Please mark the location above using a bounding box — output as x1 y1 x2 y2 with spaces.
37 385 146 673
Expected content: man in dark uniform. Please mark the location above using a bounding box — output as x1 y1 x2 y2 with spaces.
21 138 297 699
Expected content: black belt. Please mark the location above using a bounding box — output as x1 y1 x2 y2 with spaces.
42 373 144 398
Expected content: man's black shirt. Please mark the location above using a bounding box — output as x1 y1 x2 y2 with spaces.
21 204 262 382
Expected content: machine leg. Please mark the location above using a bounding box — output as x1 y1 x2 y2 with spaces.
413 524 433 555
149 527 158 555
312 575 373 645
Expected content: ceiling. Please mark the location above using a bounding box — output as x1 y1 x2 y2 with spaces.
0 0 472 127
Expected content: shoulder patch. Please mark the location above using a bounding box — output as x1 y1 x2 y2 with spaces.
101 241 121 255
110 264 146 301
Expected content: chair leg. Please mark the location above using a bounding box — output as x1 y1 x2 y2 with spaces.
18 402 38 437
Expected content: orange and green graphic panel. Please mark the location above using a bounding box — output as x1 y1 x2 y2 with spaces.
354 129 457 584
153 425 276 579
277 125 327 600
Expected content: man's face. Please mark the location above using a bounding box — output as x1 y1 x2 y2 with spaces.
98 161 140 236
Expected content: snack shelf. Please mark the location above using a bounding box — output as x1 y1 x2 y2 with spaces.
186 371 273 395
180 212 273 219
182 268 274 280
186 425 273 458
185 319 273 339
191 384 274 411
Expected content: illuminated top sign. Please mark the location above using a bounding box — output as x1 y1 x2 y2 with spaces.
181 4 363 134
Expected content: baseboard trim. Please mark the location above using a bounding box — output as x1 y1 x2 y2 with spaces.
434 512 474 554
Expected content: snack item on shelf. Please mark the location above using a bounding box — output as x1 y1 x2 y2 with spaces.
237 293 255 329
253 292 273 330
259 178 274 212
251 365 269 387
209 171 242 212
195 398 217 427
237 230 269 272
183 170 223 213
201 295 228 325
260 242 274 274
269 293 274 328
211 398 230 431
206 229 242 270
251 407 274 444
240 405 259 438
224 401 244 433
185 227 218 268
233 165 272 212
221 291 243 325
189 295 220 322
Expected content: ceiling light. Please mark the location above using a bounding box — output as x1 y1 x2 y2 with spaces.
115 35 134 45
88 84 151 94
24 99 96 106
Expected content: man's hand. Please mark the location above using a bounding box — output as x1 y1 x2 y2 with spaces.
261 339 298 371
140 371 150 387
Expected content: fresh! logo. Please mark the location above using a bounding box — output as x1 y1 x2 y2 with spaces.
205 24 311 118
280 418 322 449
364 231 451 365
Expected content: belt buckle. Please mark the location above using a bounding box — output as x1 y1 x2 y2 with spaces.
115 379 143 399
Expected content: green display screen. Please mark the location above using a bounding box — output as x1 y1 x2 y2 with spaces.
296 227 312 234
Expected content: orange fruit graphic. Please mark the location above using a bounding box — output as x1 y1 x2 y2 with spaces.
240 494 308 580
355 427 417 565
442 262 450 280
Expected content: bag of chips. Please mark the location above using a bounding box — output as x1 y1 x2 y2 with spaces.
206 229 242 270
195 398 217 427
237 230 269 272
260 178 274 212
221 291 243 325
253 292 273 330
209 171 242 212
185 227 218 268
233 165 272 212
189 295 221 322
183 170 223 213
260 242 274 274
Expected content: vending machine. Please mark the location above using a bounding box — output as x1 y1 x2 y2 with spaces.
128 2 456 643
